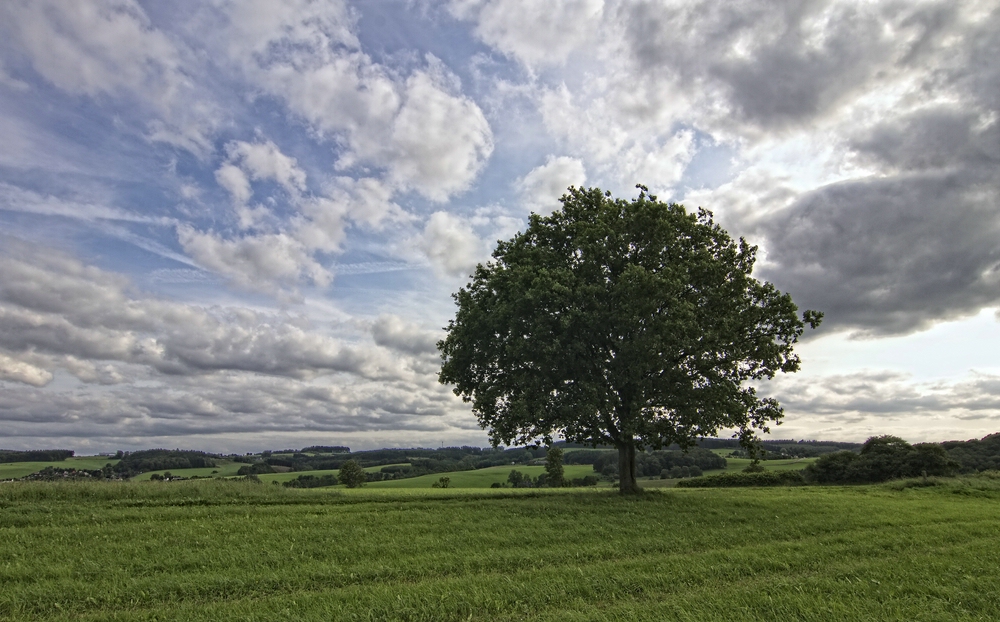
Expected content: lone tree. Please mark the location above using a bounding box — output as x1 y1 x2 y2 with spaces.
545 446 565 488
438 186 822 494
338 459 366 488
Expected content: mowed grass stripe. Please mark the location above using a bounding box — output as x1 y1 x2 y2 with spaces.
2 482 999 620
14 509 1000 621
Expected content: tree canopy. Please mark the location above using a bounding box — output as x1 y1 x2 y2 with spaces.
438 186 821 493
338 459 366 488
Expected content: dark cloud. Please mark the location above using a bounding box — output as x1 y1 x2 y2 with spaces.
620 0 999 131
759 168 1000 335
758 94 999 335
623 0 907 128
620 0 1000 336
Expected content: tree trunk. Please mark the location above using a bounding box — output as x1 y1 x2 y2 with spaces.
617 440 641 494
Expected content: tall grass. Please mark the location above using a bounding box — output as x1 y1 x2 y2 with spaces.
2 478 999 620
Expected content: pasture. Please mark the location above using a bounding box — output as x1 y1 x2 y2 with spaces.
142 457 815 489
0 457 119 480
2 477 1000 620
365 464 598 488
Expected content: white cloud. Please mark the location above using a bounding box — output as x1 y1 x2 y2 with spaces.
536 84 697 194
517 156 586 213
371 315 441 356
177 227 332 295
214 2 493 201
214 163 252 205
0 240 476 447
213 0 359 63
0 241 425 381
761 370 1000 443
224 140 307 195
0 351 53 387
1 0 182 100
1 0 216 155
416 211 485 278
449 0 605 69
386 67 494 200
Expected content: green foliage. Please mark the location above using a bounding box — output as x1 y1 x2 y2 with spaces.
676 469 805 487
507 469 526 487
20 464 117 481
264 445 539 478
282 474 339 488
338 459 366 488
431 476 451 488
942 433 1000 472
236 462 275 476
804 435 960 484
114 449 218 476
588 447 726 478
365 465 597 489
439 185 820 493
544 446 565 487
0 449 74 462
300 446 351 453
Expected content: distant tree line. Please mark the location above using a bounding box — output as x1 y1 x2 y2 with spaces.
259 445 548 475
563 447 726 479
21 465 119 481
300 446 350 453
0 449 74 462
802 436 958 484
493 469 599 488
112 449 219 477
699 439 862 459
682 435 978 488
283 473 339 488
942 434 1000 473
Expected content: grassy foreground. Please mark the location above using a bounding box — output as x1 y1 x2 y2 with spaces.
2 479 1000 621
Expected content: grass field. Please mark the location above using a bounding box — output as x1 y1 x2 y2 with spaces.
2 477 1000 621
720 457 817 472
0 457 119 480
131 461 244 481
4 454 817 488
366 464 599 488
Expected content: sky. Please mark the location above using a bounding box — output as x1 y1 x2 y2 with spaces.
0 0 998 454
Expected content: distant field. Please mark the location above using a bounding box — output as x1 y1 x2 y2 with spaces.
0 457 119 480
4 453 818 487
720 457 817 472
3 478 1000 620
131 461 243 481
366 464 598 489
257 469 340 484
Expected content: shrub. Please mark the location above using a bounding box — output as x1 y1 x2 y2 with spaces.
283 474 339 488
676 470 805 488
236 463 275 476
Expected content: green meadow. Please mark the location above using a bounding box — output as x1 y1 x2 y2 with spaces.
3 454 817 488
3 477 1000 621
365 464 599 488
0 457 120 480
